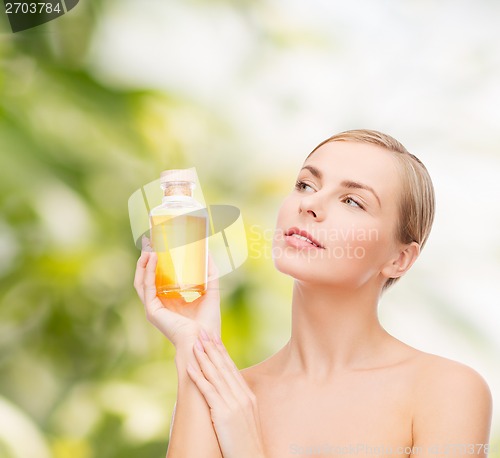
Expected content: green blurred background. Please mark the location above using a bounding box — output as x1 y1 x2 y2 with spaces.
1 1 499 457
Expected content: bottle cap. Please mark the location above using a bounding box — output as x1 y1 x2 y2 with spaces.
160 168 196 184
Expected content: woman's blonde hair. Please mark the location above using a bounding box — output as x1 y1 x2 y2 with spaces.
307 129 435 291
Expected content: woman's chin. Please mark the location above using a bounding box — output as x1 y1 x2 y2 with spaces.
272 252 322 280
272 250 361 287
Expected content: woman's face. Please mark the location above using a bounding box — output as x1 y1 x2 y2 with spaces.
273 140 403 289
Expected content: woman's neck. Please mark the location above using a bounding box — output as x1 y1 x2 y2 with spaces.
280 280 391 382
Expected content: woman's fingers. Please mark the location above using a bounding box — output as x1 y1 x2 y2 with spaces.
193 336 233 397
143 251 160 306
140 251 189 344
193 333 249 404
133 236 153 302
142 252 171 319
134 237 221 346
212 336 257 401
187 342 265 458
133 251 150 302
141 234 153 251
186 362 223 411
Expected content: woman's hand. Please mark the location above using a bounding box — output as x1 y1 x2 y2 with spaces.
133 236 221 348
186 331 266 458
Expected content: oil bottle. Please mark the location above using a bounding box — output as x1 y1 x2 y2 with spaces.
149 169 208 299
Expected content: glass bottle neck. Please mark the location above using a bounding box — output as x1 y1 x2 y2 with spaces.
161 182 194 199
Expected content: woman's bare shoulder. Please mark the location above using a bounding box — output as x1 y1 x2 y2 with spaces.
403 348 492 425
408 348 488 383
406 350 493 437
382 337 488 379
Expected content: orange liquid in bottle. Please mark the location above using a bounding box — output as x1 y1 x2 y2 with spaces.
150 211 208 298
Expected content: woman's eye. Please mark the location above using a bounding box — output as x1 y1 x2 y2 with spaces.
344 196 364 209
294 180 314 192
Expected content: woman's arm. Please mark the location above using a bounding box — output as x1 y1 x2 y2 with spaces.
133 245 224 457
167 339 223 458
411 360 492 458
186 332 266 458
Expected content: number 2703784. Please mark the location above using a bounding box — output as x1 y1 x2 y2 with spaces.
5 3 62 14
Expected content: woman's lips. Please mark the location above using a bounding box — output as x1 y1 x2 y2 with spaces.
284 234 324 249
285 235 319 249
284 227 324 249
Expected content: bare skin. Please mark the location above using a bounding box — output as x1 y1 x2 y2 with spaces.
241 339 491 458
136 140 492 457
238 141 492 457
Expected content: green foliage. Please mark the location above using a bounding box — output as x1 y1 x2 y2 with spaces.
0 2 270 456
1 1 498 457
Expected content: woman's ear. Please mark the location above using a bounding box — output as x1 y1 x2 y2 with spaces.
381 241 421 281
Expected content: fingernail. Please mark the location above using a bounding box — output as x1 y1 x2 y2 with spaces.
200 328 210 341
213 333 222 345
195 339 203 351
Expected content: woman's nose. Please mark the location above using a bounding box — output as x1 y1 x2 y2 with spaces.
298 195 324 220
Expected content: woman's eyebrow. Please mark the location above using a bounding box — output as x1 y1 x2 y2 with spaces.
301 165 322 179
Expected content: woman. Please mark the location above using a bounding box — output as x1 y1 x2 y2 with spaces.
134 129 492 458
